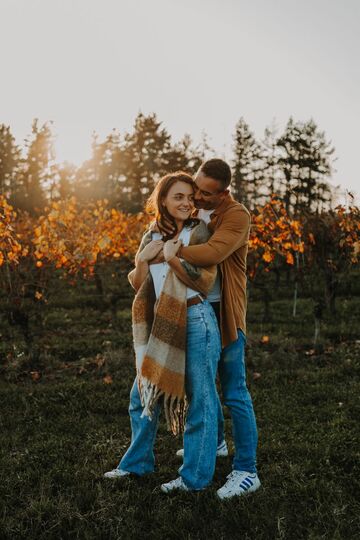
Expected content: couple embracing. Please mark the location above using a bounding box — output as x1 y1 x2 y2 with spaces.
104 159 260 500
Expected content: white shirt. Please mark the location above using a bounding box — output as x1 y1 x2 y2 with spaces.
197 209 221 303
149 226 199 300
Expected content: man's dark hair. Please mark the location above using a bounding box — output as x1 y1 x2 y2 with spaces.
199 158 232 190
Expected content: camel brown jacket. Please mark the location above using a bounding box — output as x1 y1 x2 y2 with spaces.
178 193 251 348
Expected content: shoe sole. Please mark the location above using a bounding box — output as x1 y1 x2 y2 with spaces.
217 481 261 500
176 447 229 458
103 471 130 479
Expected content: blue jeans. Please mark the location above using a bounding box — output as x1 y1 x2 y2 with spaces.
118 299 221 490
216 328 258 473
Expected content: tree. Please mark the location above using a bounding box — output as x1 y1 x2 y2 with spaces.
277 118 335 216
74 131 124 206
49 161 77 201
164 134 203 175
260 122 282 200
120 113 173 212
232 118 264 210
247 196 304 320
11 119 55 214
0 125 21 199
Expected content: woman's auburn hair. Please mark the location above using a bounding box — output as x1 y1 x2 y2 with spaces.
145 171 199 241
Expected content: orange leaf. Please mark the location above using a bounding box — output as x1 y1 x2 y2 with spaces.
286 252 294 265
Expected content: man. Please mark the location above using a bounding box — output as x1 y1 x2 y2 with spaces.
164 158 260 499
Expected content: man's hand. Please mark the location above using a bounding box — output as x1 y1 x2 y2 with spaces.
164 239 183 262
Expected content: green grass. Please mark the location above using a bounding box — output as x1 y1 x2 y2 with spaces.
1 287 360 539
1 329 360 539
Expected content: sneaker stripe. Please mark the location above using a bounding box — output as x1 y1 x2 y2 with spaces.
240 479 253 489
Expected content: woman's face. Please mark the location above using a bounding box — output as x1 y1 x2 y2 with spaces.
162 181 195 222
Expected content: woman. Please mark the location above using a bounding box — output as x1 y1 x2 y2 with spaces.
104 172 221 492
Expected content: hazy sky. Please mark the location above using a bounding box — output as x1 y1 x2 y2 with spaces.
1 0 359 201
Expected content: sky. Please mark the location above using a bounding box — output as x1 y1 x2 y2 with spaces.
1 0 359 202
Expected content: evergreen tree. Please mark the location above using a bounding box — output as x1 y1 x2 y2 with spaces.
0 124 21 198
164 134 203 175
260 122 282 199
276 117 301 214
119 113 173 212
232 118 263 210
277 118 335 215
73 131 121 205
72 121 203 212
11 119 55 214
50 162 77 200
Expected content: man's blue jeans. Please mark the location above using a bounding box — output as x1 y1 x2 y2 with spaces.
216 328 258 473
118 299 221 490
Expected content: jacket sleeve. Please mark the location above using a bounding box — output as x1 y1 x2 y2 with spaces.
179 207 250 266
168 257 217 297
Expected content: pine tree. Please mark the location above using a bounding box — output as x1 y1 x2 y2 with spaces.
232 118 263 210
119 113 173 212
260 122 282 199
0 125 21 198
277 118 335 215
50 162 77 200
11 119 55 214
164 134 203 175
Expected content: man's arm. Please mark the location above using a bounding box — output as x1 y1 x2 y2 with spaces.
167 256 216 297
178 207 250 266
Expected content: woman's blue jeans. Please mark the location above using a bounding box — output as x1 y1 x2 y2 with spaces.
118 299 221 490
216 329 258 473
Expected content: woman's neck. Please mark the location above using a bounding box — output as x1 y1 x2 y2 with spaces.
174 219 184 233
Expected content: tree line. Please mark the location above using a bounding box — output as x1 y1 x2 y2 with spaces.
0 113 339 216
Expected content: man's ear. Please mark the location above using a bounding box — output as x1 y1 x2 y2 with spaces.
221 189 229 198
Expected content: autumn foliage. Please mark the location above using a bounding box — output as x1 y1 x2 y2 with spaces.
0 195 24 266
32 197 150 277
1 194 359 280
248 196 305 279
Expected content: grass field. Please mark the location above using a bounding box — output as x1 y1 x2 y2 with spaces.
1 291 360 539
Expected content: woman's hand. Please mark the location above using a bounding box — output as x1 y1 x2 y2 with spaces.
164 239 183 262
138 240 164 262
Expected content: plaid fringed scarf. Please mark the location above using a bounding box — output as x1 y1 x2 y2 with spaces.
131 220 217 435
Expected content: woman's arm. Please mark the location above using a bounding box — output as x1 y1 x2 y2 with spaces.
128 257 149 292
128 238 164 293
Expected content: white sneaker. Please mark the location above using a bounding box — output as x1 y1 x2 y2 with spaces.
160 476 190 493
217 470 261 500
176 440 229 458
103 468 130 479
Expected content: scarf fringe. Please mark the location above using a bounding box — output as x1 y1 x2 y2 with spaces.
138 375 186 436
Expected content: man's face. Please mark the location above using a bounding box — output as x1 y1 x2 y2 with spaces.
194 172 228 210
